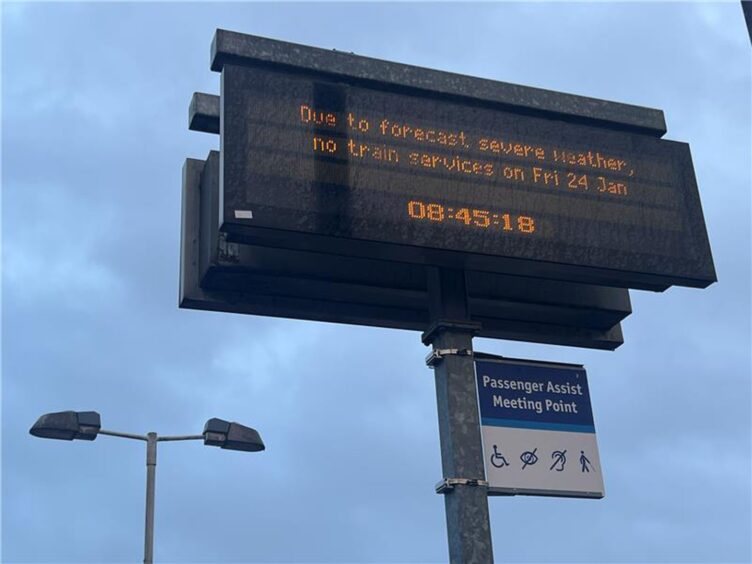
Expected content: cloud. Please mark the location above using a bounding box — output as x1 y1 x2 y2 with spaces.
2 2 749 563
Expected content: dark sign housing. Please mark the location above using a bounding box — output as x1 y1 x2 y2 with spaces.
181 153 630 350
214 30 715 291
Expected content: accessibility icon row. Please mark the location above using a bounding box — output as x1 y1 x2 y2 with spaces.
490 444 595 473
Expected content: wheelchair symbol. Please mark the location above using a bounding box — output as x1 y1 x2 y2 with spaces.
490 444 509 468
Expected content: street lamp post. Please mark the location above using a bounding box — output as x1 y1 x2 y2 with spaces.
30 411 264 563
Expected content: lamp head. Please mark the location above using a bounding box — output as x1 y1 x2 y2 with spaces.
30 411 101 441
203 418 265 452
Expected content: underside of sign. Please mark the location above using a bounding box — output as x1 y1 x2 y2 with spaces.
209 30 715 291
180 154 630 349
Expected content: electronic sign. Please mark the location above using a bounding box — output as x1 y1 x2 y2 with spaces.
217 40 715 291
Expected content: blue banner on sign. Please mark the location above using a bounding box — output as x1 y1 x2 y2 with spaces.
475 359 595 433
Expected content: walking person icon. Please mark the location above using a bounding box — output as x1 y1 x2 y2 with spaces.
490 444 509 468
579 450 594 473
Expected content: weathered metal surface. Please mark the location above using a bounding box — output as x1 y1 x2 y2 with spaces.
425 269 493 563
210 29 666 135
188 92 220 134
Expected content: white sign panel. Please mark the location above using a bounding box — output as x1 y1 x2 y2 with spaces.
475 357 605 498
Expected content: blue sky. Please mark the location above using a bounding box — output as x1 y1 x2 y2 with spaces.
2 2 750 562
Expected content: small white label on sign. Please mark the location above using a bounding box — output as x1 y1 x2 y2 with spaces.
235 210 253 219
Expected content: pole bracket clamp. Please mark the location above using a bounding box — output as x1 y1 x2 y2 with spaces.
425 348 472 368
435 477 489 494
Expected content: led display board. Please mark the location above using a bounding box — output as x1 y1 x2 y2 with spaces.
217 49 715 291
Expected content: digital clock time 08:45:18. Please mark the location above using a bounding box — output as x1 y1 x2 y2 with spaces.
406 200 537 234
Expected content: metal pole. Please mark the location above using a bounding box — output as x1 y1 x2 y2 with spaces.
99 429 148 442
144 432 157 564
423 267 493 564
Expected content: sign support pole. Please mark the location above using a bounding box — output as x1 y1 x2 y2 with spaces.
423 267 494 564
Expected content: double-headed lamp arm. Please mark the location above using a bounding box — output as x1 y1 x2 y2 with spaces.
97 430 204 442
30 411 264 564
